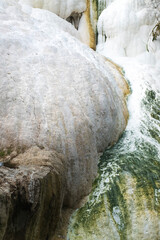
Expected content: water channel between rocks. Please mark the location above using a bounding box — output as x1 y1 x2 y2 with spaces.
67 58 160 240
68 1 160 238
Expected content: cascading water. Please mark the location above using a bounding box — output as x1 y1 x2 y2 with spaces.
68 0 160 239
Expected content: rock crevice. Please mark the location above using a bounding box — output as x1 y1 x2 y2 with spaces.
0 147 65 240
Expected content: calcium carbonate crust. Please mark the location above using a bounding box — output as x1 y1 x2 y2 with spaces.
0 0 128 206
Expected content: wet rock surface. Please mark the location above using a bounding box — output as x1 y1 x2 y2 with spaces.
0 0 128 207
0 1 129 239
0 147 65 240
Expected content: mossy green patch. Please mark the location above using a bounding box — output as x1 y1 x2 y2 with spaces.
68 85 160 240
0 151 5 158
0 148 13 159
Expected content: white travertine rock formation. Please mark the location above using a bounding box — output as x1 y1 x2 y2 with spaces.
16 0 96 49
0 0 128 206
97 0 160 60
19 0 86 19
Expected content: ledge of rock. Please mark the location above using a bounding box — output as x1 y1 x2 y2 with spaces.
0 147 65 240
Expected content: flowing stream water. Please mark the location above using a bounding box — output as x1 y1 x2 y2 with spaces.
68 0 160 239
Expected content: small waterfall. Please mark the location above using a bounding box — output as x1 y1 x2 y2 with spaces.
68 61 160 240
68 0 160 239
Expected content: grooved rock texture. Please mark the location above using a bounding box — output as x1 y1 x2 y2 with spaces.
16 0 96 49
0 147 65 240
19 0 86 19
0 1 128 239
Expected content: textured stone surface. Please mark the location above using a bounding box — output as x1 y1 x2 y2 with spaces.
0 0 128 207
0 147 65 240
0 1 130 239
19 0 87 19
68 172 160 240
16 0 96 49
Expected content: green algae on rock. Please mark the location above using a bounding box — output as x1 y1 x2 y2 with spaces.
67 83 160 240
0 147 65 240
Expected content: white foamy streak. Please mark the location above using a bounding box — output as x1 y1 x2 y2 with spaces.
97 0 160 154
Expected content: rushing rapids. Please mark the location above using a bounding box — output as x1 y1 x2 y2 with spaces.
68 0 160 239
